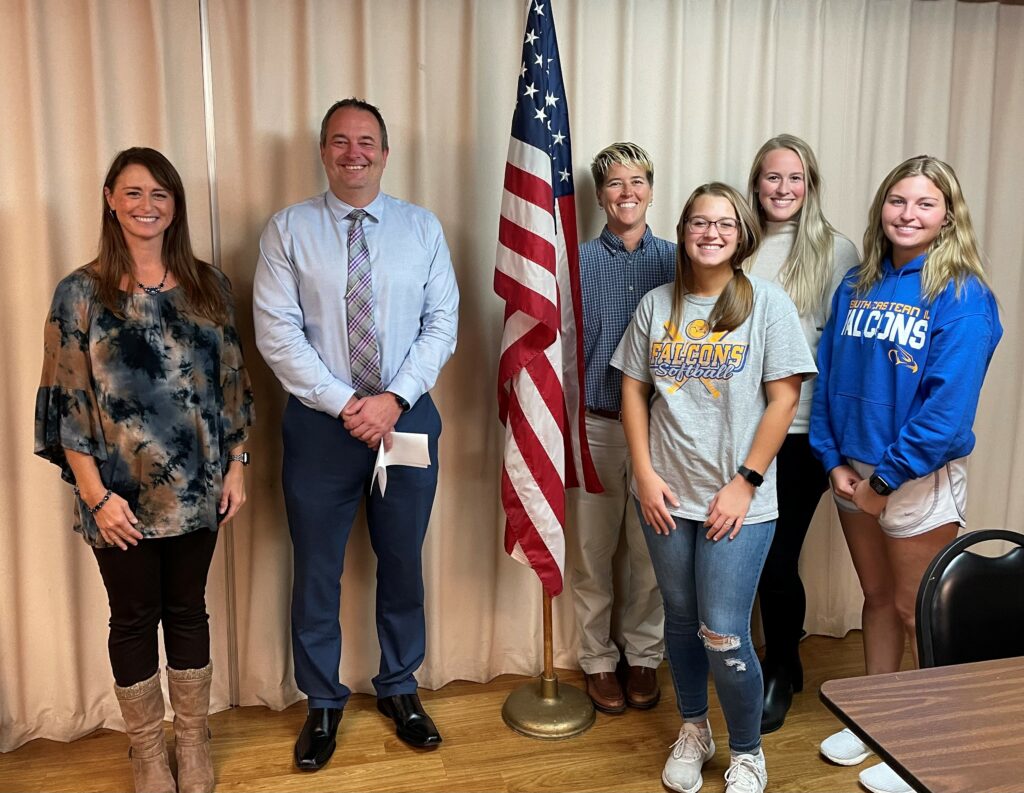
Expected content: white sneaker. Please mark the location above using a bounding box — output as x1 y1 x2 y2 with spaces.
820 728 873 766
859 762 913 793
724 749 767 793
662 722 715 793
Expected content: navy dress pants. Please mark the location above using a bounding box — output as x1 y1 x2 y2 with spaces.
282 394 441 710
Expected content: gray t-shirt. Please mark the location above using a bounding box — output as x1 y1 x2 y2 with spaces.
610 275 817 524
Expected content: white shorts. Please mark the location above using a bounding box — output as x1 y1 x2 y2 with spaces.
833 457 968 538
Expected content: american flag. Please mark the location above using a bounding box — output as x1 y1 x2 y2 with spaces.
494 0 600 598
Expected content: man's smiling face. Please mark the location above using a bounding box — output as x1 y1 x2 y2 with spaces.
320 106 389 207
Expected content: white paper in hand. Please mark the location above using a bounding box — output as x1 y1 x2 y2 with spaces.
371 432 431 496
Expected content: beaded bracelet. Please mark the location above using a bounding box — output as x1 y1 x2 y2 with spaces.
74 487 113 515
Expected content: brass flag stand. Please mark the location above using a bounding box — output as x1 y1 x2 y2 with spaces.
502 591 595 739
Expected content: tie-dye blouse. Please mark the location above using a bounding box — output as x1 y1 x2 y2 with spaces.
35 268 255 547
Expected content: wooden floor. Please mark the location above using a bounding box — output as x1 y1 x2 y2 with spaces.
0 633 887 793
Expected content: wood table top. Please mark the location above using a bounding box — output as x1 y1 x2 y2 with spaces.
820 656 1024 793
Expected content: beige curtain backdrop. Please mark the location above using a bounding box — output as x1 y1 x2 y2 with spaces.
2 0 1022 752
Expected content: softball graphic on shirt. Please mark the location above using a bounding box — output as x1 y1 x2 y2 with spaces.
649 318 750 398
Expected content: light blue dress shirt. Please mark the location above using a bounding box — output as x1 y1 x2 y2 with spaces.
254 190 459 417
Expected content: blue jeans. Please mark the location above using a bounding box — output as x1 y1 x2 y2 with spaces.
638 503 775 754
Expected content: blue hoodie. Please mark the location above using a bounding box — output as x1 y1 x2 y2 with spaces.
810 253 1001 489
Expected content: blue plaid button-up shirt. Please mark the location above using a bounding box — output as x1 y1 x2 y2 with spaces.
580 226 676 413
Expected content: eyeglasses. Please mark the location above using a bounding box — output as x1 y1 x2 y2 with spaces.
685 217 739 236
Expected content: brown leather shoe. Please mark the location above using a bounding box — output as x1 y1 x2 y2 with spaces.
625 665 661 709
585 672 626 714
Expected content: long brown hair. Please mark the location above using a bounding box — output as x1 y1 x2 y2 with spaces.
670 182 762 334
859 155 989 302
89 147 228 323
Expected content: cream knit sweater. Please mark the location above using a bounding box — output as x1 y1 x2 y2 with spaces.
747 221 860 433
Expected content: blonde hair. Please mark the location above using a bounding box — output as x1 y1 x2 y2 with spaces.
670 182 763 335
590 141 655 189
746 134 843 315
859 155 989 302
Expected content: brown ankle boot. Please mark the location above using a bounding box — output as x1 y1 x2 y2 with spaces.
114 671 176 793
166 662 214 793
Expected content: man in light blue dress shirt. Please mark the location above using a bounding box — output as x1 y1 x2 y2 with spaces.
253 98 458 770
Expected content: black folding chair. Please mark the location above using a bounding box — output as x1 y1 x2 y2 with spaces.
915 529 1024 668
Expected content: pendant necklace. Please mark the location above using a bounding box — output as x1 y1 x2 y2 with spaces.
137 266 169 295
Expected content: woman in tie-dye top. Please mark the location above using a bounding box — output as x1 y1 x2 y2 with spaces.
35 147 253 793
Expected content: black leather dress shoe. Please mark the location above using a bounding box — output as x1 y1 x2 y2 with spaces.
377 693 442 748
294 707 343 770
760 671 794 734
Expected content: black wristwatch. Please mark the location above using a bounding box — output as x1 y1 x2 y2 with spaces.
869 473 894 496
391 392 411 412
737 465 764 488
228 452 250 466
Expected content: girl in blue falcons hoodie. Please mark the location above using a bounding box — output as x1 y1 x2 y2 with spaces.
811 156 1001 793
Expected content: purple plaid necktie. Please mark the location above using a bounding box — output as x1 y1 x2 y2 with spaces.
346 209 382 396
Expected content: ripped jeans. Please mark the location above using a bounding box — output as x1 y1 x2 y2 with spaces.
638 506 775 753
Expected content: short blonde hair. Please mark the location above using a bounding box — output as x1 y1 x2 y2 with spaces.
590 141 655 189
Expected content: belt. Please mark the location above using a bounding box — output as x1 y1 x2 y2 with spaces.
587 407 621 421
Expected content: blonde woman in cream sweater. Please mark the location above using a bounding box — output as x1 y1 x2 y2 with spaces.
744 134 859 734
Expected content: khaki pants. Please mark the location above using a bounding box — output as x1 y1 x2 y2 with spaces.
568 412 665 674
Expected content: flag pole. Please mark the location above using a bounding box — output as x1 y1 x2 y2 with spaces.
501 589 594 739
496 0 597 739
543 591 554 682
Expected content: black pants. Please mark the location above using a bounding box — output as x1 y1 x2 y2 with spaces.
93 529 219 686
757 434 828 670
